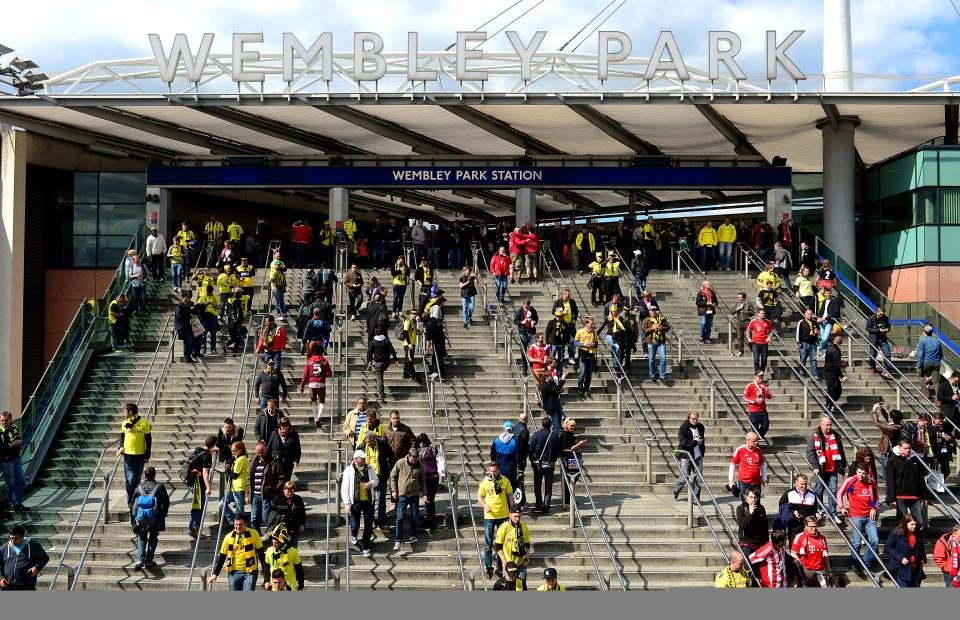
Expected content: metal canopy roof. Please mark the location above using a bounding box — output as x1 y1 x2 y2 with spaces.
0 92 955 220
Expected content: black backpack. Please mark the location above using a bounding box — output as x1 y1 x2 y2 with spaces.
179 447 206 484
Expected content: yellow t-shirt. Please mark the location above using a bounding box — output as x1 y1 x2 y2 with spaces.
356 423 385 451
121 416 151 455
478 476 513 520
226 223 244 243
756 271 782 291
169 245 183 265
197 293 219 317
575 328 597 355
537 583 567 591
717 223 737 243
220 529 263 574
265 546 301 587
217 272 238 294
363 441 384 477
230 455 250 493
495 520 531 566
237 264 255 288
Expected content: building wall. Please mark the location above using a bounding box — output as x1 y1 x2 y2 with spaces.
867 265 960 325
43 269 115 362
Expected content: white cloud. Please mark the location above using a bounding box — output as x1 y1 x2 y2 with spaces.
3 0 959 85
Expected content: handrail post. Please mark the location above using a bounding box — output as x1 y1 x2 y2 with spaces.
727 319 733 352
677 332 683 364
616 387 622 419
896 384 902 410
103 475 110 523
201 569 209 591
708 389 715 420
803 388 810 421
686 482 694 528
568 477 576 529
645 443 652 485
66 565 77 591
847 332 853 361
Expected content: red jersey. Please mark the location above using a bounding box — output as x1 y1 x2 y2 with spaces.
747 318 773 345
791 531 829 571
258 326 287 352
743 381 771 413
528 343 549 370
749 542 786 588
730 445 766 485
524 233 541 254
301 355 332 389
292 223 312 244
490 254 511 276
836 476 879 518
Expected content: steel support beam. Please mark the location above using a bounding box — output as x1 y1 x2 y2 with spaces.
564 104 664 155
315 106 468 155
694 104 766 160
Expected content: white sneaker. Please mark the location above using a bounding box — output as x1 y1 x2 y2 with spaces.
409 536 418 544
351 535 358 545
393 541 402 551
362 548 373 558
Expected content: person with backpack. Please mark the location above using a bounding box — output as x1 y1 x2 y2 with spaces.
186 436 216 541
416 433 446 532
933 523 960 588
300 342 332 430
267 417 302 481
495 507 532 589
0 526 49 590
491 421 522 491
257 315 288 370
528 417 562 515
130 466 170 570
223 287 250 356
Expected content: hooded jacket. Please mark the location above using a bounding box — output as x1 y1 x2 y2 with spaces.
491 430 521 478
0 538 49 590
367 334 398 364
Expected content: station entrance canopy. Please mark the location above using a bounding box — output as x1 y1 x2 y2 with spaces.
1 34 958 219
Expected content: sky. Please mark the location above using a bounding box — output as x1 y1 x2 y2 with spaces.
2 0 960 88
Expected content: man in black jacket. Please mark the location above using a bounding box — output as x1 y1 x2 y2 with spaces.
673 410 706 501
736 487 769 562
254 399 282 443
798 242 818 274
367 334 399 402
804 416 847 524
886 439 931 529
528 418 562 514
822 335 847 414
552 288 579 364
865 306 894 378
217 418 245 472
175 291 200 363
936 372 960 430
130 466 170 569
512 413 531 507
514 299 539 375
0 526 49 590
253 359 289 412
267 417 301 481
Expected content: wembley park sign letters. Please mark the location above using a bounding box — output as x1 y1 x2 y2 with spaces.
147 30 808 86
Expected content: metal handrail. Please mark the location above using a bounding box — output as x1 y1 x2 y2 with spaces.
667 448 762 588
558 463 608 590
420 331 453 442
63 315 176 591
451 449 488 591
777 450 899 587
736 242 960 437
439 443 469 591
564 451 627 590
673 247 867 447
186 308 260 590
324 445 348 590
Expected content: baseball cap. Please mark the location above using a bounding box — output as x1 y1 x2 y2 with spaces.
504 562 519 576
503 421 513 429
543 567 558 579
554 309 564 316
353 449 366 459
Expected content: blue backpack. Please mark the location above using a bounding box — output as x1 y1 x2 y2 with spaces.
133 487 157 535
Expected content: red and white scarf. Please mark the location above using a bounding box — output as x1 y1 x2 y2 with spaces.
950 535 960 575
814 429 841 469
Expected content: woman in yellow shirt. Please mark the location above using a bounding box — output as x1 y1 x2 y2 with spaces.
168 244 185 292
574 318 598 396
222 441 249 522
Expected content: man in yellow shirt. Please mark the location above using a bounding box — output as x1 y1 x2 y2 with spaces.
537 567 567 591
208 513 266 591
575 318 598 396
197 284 220 354
575 227 595 275
495 506 531 588
717 217 738 271
588 252 605 306
756 263 782 292
117 402 151 508
697 220 719 273
217 265 238 319
226 218 244 244
478 461 514 579
714 550 752 588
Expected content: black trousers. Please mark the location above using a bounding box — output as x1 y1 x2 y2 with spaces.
533 465 555 511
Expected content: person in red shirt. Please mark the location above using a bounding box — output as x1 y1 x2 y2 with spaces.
490 247 512 303
743 372 772 439
291 219 313 268
749 530 788 588
790 516 832 587
837 462 880 574
523 226 541 283
257 315 288 370
527 333 550 386
299 342 332 430
728 431 768 500
933 524 960 588
747 307 774 374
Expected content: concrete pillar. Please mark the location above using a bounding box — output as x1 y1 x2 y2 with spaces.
0 125 26 412
516 187 535 229
146 186 170 237
328 187 349 228
819 117 860 269
764 188 793 224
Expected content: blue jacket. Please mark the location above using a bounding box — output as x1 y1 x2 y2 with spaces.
490 432 520 477
916 335 943 369
885 529 927 586
303 318 331 345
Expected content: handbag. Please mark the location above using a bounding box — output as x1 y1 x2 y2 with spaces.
927 471 946 494
562 454 581 473
536 434 554 471
190 317 206 337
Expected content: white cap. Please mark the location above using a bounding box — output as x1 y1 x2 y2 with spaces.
353 450 366 459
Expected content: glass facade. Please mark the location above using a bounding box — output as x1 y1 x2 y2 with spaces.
860 148 960 269
36 169 146 268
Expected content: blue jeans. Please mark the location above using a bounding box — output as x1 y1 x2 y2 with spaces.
849 515 880 567
699 313 714 341
273 289 286 317
799 342 818 377
698 246 715 271
494 276 508 302
123 454 146 507
673 456 702 501
519 331 532 373
633 275 647 298
136 527 159 564
1 459 25 508
251 494 271 532
349 500 375 549
228 570 257 591
171 263 184 289
221 490 245 524
815 470 839 518
818 321 833 351
394 495 420 541
752 343 768 374
262 349 282 371
373 241 385 267
295 243 309 268
219 293 230 318
129 285 147 312
604 335 621 369
461 296 475 325
578 354 596 391
484 517 507 571
392 284 406 314
895 498 926 530
749 411 769 439
869 340 894 373
648 342 666 379
550 344 565 367
448 247 462 269
200 314 218 352
718 242 733 270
